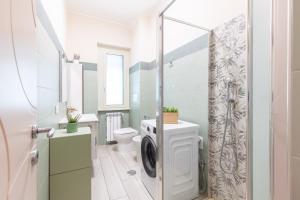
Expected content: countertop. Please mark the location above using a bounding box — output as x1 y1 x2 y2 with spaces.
52 127 91 138
59 113 99 125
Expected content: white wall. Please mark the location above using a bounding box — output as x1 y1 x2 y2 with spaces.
39 0 66 49
163 20 208 53
66 12 132 63
165 0 246 30
65 0 244 65
164 0 246 53
130 0 172 65
130 0 246 65
130 16 156 65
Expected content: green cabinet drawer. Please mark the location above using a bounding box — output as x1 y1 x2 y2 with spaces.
50 168 91 200
50 127 92 175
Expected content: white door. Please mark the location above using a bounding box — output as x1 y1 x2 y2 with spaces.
0 0 38 199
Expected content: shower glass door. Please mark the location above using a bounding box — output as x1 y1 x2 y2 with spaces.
163 17 209 200
156 0 255 200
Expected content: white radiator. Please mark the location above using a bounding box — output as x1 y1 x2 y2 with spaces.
106 112 122 142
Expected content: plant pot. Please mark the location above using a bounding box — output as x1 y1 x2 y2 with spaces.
163 112 178 124
67 122 78 133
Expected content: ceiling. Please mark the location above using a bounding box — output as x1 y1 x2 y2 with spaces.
65 0 163 24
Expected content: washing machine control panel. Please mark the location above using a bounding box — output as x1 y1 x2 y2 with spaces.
142 120 157 135
145 126 156 134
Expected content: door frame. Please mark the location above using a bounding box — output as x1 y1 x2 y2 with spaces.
271 0 293 199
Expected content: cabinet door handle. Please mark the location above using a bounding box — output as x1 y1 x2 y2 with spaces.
31 125 55 138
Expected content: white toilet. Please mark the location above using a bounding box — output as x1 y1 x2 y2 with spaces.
113 128 138 152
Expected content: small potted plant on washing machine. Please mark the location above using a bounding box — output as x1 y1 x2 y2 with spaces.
163 106 178 124
66 107 81 133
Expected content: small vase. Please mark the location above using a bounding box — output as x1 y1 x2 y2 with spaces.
67 122 78 133
163 112 179 124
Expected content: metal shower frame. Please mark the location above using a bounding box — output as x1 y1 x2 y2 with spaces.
155 0 254 200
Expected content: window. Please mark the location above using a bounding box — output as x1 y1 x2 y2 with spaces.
98 45 130 110
105 54 124 105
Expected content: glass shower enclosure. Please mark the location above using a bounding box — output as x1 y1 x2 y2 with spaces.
156 0 252 200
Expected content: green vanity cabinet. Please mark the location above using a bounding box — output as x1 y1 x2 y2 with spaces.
49 127 92 200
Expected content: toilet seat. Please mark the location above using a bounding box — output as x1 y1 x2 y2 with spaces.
113 128 138 152
114 128 137 135
113 127 138 145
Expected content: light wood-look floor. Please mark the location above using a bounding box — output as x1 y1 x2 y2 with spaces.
92 145 206 200
92 145 154 200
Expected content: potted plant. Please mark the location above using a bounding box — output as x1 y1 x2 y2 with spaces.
163 106 179 124
66 107 81 133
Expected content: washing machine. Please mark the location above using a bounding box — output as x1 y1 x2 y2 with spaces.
141 119 199 200
141 120 158 200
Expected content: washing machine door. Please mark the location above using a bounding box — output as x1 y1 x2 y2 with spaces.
141 135 156 178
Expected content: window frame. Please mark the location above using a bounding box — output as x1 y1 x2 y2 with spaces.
98 44 130 111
